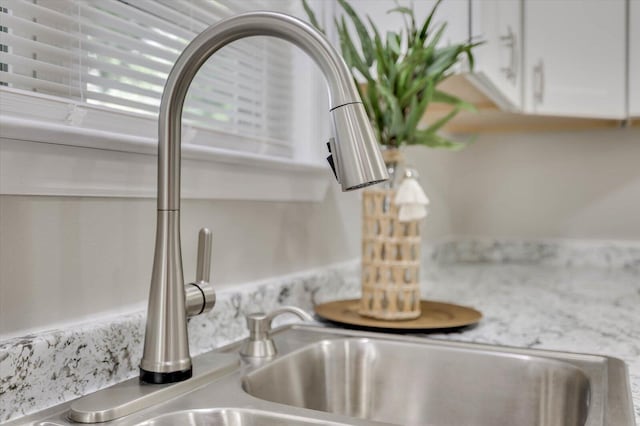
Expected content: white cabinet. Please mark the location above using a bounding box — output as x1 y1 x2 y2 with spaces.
351 0 631 121
523 0 626 119
630 0 640 117
468 0 523 110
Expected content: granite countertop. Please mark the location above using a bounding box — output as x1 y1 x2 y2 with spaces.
415 261 640 423
2 239 639 423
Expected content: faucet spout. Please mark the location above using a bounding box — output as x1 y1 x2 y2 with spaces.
140 11 388 384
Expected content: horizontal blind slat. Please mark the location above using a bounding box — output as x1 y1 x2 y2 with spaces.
1 5 293 79
0 51 71 77
96 0 195 41
0 72 82 97
78 28 287 88
86 72 267 118
0 0 295 157
148 0 292 57
0 12 78 46
78 5 201 59
85 91 159 114
0 32 73 59
6 0 76 29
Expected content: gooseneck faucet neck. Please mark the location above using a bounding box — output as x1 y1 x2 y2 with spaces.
141 12 387 384
157 12 361 211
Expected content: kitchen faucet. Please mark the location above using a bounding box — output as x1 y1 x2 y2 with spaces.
140 11 389 384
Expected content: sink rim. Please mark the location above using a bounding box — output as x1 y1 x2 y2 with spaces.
238 324 635 426
248 334 605 369
278 324 622 365
134 407 356 426
8 323 636 426
242 334 596 426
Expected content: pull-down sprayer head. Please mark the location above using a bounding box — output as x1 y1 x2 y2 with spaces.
329 102 388 191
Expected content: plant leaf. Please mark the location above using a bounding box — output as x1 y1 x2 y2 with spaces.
395 63 413 101
388 3 415 45
387 5 415 33
329 0 481 150
366 83 385 141
405 81 435 138
413 130 468 150
336 16 372 80
334 18 353 67
462 41 484 71
387 6 414 16
368 16 389 79
376 82 404 141
433 90 476 112
337 0 375 66
418 0 443 43
424 22 447 52
387 31 401 58
399 75 430 106
421 106 460 135
426 44 461 79
301 0 324 33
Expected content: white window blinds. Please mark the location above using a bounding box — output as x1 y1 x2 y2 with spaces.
0 0 295 157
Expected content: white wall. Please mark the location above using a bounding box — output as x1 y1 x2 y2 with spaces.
412 126 640 241
3 126 640 338
0 184 363 337
0 139 456 340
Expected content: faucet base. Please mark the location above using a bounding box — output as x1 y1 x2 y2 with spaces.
140 367 192 384
68 353 238 423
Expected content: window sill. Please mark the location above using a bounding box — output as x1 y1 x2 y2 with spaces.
0 114 331 202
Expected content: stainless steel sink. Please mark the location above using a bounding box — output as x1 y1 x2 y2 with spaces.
135 408 347 426
243 338 591 426
243 326 634 426
11 324 636 426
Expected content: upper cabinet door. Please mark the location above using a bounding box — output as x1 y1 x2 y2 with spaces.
523 0 626 119
468 0 523 111
630 0 640 117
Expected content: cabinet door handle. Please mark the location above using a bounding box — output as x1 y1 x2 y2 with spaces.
499 26 518 85
533 59 545 105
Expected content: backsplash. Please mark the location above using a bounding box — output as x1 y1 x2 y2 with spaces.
3 238 640 422
429 238 640 269
0 262 360 423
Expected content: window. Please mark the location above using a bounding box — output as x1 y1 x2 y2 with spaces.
0 0 297 157
0 0 331 201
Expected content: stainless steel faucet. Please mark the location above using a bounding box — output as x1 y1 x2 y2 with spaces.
140 11 389 384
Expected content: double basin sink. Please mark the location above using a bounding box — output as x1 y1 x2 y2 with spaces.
17 324 635 425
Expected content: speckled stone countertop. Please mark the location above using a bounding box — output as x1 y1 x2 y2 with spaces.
0 262 362 423
418 261 640 423
1 239 639 423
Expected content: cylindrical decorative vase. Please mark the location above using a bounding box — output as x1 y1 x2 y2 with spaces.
359 148 422 320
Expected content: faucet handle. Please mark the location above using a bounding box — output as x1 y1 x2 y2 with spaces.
196 227 212 283
185 228 216 317
240 306 313 358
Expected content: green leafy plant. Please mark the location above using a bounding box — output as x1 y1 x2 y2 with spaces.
303 0 481 149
